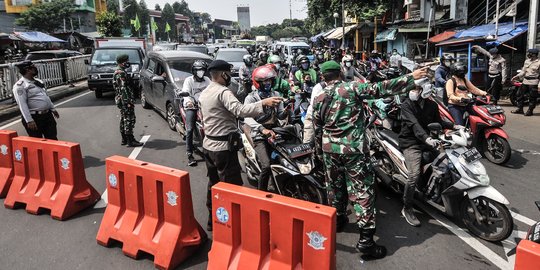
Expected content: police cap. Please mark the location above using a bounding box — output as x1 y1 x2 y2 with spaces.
528 48 539 54
16 60 35 72
320 60 341 74
116 54 129 64
208 60 233 72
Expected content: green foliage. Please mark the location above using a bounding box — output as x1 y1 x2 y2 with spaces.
106 0 119 14
160 3 176 41
200 12 212 24
154 4 161 11
96 11 122 37
250 19 311 40
139 0 150 35
15 0 76 33
122 0 140 36
172 0 194 25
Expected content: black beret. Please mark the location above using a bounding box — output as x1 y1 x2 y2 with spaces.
16 60 35 71
208 60 233 72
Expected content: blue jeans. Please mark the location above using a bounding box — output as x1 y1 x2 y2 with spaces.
185 109 196 153
448 104 469 126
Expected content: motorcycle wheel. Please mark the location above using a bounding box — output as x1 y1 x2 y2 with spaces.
282 177 325 205
373 152 401 194
482 135 511 165
509 91 518 107
460 196 513 242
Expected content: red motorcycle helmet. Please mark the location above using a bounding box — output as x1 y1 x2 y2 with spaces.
252 64 277 90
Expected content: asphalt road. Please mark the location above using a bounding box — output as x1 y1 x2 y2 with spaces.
0 90 538 270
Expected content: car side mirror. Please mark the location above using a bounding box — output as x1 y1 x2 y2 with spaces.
152 75 165 83
84 59 89 65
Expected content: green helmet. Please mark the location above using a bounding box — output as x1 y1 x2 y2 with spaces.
268 55 282 64
116 54 129 64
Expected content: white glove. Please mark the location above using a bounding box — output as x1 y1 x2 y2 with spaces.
425 137 440 148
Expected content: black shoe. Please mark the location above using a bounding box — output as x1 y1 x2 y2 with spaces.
187 154 197 166
355 229 387 259
193 148 204 158
336 214 349 233
512 109 524 114
121 133 127 145
126 135 144 147
525 110 533 116
402 207 421 227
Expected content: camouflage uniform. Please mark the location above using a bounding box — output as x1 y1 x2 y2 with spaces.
113 66 136 135
312 75 415 229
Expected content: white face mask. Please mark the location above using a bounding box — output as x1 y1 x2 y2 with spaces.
274 64 280 70
409 91 420 101
345 62 352 67
196 70 205 79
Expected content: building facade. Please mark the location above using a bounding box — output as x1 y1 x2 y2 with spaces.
237 6 250 32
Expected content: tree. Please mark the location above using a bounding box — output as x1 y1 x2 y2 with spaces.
154 3 161 11
139 0 150 36
122 0 140 36
96 11 122 37
172 0 194 25
161 3 176 41
106 0 119 14
15 0 75 33
200 12 212 24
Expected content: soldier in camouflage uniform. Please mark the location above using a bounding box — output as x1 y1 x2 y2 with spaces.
114 54 143 147
312 61 427 259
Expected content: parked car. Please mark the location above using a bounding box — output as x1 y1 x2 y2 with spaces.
86 46 145 98
153 42 179 51
214 48 249 78
176 44 209 55
25 50 82 61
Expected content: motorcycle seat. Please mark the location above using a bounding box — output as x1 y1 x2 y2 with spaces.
379 129 400 149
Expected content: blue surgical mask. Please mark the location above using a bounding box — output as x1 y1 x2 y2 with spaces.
301 63 309 70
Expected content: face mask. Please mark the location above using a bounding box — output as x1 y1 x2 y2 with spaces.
274 64 280 70
301 63 309 70
409 91 420 101
123 62 131 68
345 62 352 68
221 72 232 87
196 70 205 79
263 82 272 92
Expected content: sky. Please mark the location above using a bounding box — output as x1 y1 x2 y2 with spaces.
145 0 308 26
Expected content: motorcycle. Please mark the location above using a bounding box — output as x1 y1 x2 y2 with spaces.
368 115 513 242
238 122 327 205
509 80 540 107
433 93 511 165
174 92 204 144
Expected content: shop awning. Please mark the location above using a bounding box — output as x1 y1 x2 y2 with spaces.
326 25 356 40
453 21 528 46
13 31 66 43
310 31 328 42
398 27 430 33
375 29 397 43
428 31 456 43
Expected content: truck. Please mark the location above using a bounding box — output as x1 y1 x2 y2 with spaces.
94 37 149 51
255 36 271 45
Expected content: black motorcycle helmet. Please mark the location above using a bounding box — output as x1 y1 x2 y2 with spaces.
450 62 467 78
192 60 208 81
297 55 310 70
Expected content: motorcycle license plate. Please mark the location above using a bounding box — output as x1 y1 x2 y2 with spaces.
461 148 482 163
483 105 504 114
286 143 313 158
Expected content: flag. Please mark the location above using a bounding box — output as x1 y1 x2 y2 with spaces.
130 14 141 31
165 22 171 33
151 20 158 31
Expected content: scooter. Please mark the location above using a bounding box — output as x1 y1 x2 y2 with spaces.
368 115 513 242
237 121 327 205
509 80 540 107
174 92 204 143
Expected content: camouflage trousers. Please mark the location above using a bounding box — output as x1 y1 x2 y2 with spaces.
119 105 136 135
323 152 376 230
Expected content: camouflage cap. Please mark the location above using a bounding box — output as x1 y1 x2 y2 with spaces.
116 54 129 64
320 60 341 73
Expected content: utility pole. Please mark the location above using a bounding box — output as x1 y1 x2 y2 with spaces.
486 0 490 24
494 0 500 38
289 0 292 27
528 0 539 49
341 0 345 49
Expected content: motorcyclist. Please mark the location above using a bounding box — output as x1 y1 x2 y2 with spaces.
293 55 319 86
389 49 402 70
435 55 455 103
341 54 365 82
180 60 211 166
243 65 290 191
399 78 456 226
239 54 256 94
268 55 291 98
256 50 269 67
446 62 487 126
368 50 385 72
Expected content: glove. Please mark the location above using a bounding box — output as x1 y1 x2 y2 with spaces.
425 137 440 148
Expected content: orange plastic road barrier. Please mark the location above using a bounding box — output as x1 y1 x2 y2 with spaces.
96 155 206 270
4 136 100 220
0 130 17 198
208 182 337 270
515 239 540 270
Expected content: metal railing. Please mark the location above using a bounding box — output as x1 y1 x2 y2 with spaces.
0 54 91 101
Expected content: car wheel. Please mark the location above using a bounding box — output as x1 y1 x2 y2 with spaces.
141 91 151 109
95 89 102 98
166 103 177 131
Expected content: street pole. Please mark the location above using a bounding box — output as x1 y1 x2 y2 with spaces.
63 18 66 32
425 0 433 59
486 0 490 24
341 0 345 50
528 0 539 49
374 17 378 52
289 0 292 27
495 0 500 38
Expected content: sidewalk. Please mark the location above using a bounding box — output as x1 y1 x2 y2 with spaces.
0 80 89 123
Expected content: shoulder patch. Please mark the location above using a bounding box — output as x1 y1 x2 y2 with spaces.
16 80 23 86
17 89 23 96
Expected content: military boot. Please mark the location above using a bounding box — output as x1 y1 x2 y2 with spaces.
355 228 387 259
511 108 524 114
525 109 534 116
121 133 127 145
127 135 143 147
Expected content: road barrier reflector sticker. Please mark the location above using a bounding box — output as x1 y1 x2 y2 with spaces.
307 231 327 250
61 158 70 170
14 150 21 161
216 207 229 223
108 173 117 188
166 191 178 206
0 145 8 155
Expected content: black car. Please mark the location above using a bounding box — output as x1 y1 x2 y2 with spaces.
86 46 145 98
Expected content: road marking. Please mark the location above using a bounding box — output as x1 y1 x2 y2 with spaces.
94 135 151 209
511 211 537 226
419 204 511 270
502 229 528 267
0 91 92 130
515 149 540 155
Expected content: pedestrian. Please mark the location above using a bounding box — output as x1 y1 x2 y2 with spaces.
511 48 540 116
473 45 507 105
198 59 283 231
13 61 59 140
113 54 143 147
312 61 428 259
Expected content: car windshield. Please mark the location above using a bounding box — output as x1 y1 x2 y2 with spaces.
216 50 248 62
292 47 312 55
91 49 142 65
177 46 208 54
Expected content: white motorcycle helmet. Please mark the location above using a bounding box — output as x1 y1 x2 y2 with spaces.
414 77 433 99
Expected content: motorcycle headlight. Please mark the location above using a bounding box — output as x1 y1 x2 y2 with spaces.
297 161 312 174
90 74 100 80
459 162 489 185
